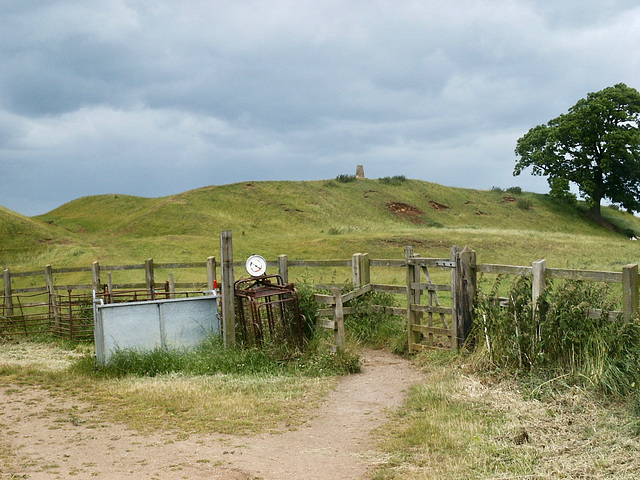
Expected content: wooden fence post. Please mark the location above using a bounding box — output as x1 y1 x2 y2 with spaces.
450 246 459 350
405 246 421 353
92 261 101 292
622 264 639 322
331 286 345 352
3 268 13 317
363 253 371 286
352 253 361 287
352 253 370 288
532 259 547 311
45 264 60 331
207 256 217 291
220 230 236 346
168 274 176 299
278 254 289 284
145 258 155 298
454 246 476 348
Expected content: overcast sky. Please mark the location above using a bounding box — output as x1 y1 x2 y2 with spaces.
2 1 640 216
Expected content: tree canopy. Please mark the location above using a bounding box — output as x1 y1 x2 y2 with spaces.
513 83 640 220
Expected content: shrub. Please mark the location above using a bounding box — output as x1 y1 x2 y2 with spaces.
549 177 578 205
295 281 320 341
378 175 407 186
425 219 445 228
516 197 533 210
335 174 357 183
505 186 522 195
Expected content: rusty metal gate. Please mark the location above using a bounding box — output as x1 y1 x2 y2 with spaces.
234 274 305 350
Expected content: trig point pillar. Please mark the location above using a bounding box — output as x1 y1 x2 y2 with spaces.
355 164 365 179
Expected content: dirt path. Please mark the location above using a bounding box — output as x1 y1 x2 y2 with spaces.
1 349 422 480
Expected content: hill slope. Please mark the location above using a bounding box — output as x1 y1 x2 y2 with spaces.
2 178 640 271
0 205 81 267
36 180 611 237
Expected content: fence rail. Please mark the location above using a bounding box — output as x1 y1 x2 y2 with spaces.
2 233 639 347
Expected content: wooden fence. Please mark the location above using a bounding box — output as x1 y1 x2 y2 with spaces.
2 230 639 351
477 259 639 322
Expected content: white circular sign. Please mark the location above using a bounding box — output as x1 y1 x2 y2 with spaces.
245 254 267 277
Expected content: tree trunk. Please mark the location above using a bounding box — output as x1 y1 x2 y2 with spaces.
589 202 602 221
590 171 604 221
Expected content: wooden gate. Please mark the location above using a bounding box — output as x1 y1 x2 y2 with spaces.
406 246 476 352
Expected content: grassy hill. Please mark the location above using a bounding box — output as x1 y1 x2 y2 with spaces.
0 205 80 267
2 178 640 273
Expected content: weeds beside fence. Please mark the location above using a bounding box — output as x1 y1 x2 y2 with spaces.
472 274 640 397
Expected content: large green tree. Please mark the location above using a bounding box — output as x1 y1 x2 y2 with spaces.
514 83 640 220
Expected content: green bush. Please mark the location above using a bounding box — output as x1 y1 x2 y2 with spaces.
378 175 407 186
295 281 320 341
335 174 357 183
548 177 578 205
471 276 640 397
505 186 522 195
516 197 533 210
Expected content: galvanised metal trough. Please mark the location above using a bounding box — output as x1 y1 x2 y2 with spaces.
93 291 221 364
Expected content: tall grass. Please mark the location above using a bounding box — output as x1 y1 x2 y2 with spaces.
343 290 407 353
470 275 640 397
80 335 361 379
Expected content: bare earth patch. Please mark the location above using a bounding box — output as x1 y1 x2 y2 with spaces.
428 201 449 210
0 349 422 480
386 202 423 223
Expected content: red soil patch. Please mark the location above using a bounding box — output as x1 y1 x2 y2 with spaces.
386 202 423 222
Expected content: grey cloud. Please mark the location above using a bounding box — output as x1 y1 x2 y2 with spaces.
1 1 640 215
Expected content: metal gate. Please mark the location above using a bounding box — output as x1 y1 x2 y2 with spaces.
234 274 305 350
